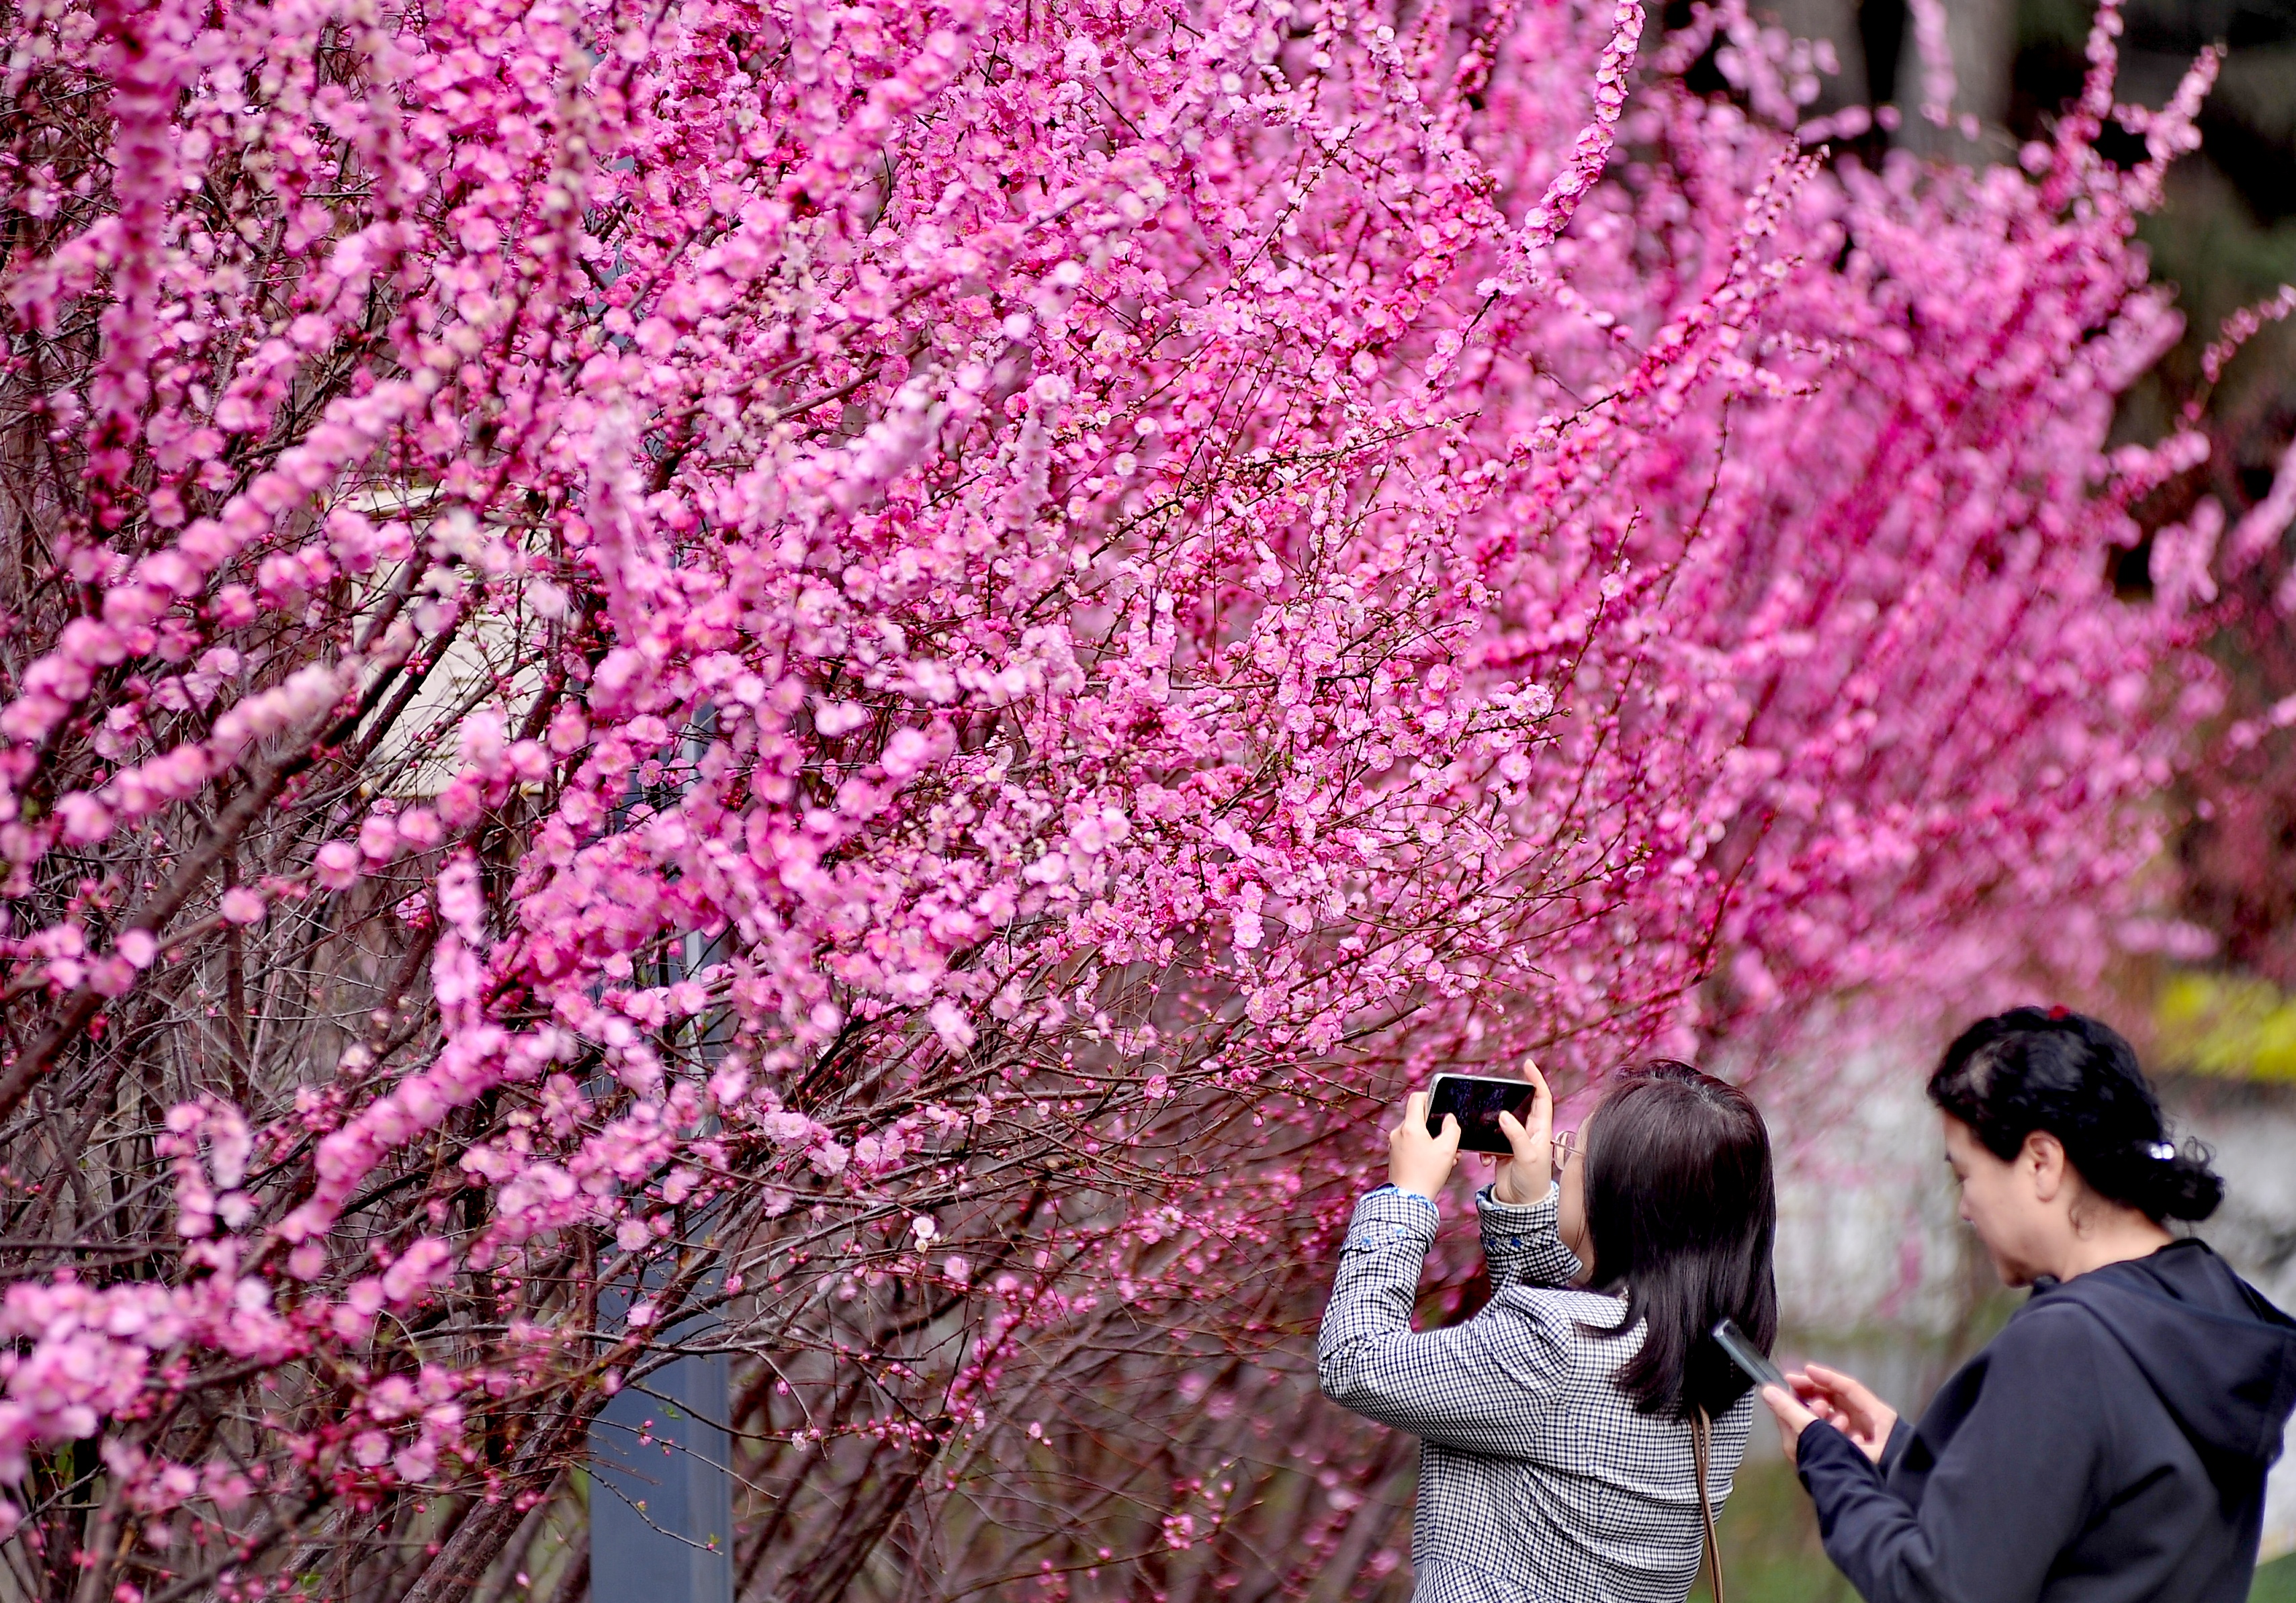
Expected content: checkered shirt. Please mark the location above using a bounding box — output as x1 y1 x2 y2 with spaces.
1318 1183 1749 1603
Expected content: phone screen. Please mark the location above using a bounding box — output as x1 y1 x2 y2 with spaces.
1711 1318 1786 1391
1425 1074 1538 1155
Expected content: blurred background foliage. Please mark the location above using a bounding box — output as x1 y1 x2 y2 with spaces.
2156 970 2296 1079
1759 0 2296 1074
2102 0 2296 1045
1679 0 2296 1592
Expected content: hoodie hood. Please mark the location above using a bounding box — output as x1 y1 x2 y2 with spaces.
2039 1240 2296 1473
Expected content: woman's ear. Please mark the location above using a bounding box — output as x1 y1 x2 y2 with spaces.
2023 1130 2070 1205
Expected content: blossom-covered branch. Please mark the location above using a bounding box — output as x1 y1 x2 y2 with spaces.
0 0 2213 1596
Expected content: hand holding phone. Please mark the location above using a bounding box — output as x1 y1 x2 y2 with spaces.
1794 1363 1900 1464
1427 1062 1554 1203
1388 1090 1462 1201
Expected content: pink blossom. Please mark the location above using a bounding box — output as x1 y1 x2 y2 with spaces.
928 1000 977 1052
808 1142 852 1179
378 1239 452 1306
314 840 361 890
56 792 112 845
392 1440 437 1483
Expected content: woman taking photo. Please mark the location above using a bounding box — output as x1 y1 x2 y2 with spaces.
1320 1059 1779 1603
1762 1008 2296 1603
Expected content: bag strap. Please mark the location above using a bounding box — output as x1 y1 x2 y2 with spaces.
1692 1407 1725 1603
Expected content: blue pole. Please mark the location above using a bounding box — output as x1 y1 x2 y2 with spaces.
588 1331 734 1603
590 794 738 1603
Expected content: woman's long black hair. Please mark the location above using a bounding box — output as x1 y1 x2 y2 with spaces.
1580 1060 1779 1421
1928 1008 2223 1222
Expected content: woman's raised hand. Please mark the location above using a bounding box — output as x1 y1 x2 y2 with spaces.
1389 1091 1461 1201
1491 1058 1555 1205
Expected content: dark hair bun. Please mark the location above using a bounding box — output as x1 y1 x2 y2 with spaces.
1928 1008 2224 1224
2129 1140 2226 1222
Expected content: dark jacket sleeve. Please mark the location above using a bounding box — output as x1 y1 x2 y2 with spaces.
1798 1305 2111 1603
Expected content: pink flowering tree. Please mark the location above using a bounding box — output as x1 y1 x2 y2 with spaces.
2137 285 2296 993
0 0 2214 1594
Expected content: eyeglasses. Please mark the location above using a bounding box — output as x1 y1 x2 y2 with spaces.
1550 1129 1579 1168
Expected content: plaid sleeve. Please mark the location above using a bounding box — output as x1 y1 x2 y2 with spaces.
1317 1188 1570 1457
1474 1181 1583 1291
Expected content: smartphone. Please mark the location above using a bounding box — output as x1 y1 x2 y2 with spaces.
1424 1073 1538 1155
1711 1318 1787 1391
